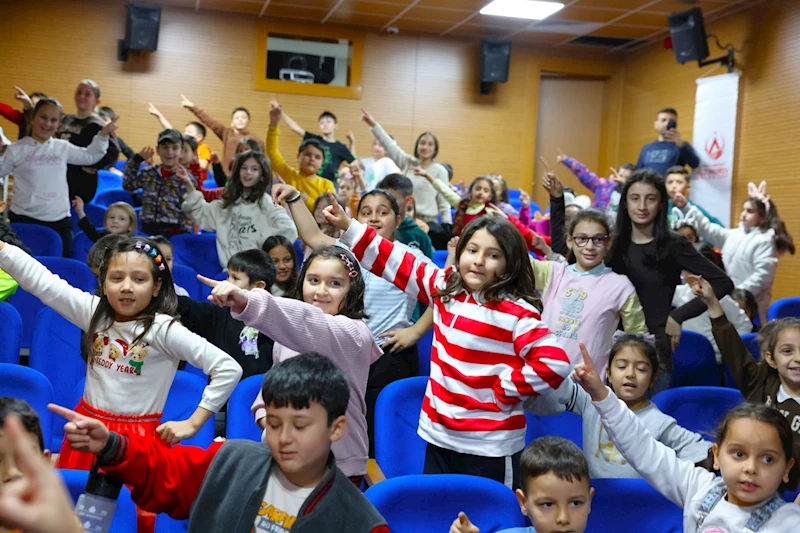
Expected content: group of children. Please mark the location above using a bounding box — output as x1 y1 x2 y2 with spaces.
1 83 800 533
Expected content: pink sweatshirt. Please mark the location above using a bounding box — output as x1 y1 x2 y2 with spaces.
239 289 382 477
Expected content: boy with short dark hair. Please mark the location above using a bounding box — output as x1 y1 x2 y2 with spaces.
664 165 723 227
180 95 265 171
122 128 197 236
178 249 277 379
52 353 390 533
148 103 212 172
637 108 700 176
267 100 335 212
275 100 355 184
0 397 50 482
451 436 594 533
376 173 434 261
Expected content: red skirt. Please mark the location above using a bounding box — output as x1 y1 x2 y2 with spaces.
56 398 168 533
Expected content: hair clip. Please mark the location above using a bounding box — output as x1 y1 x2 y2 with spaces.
158 264 165 271
747 181 771 215
339 253 359 278
135 241 143 249
149 248 158 258
143 244 151 253
154 254 162 263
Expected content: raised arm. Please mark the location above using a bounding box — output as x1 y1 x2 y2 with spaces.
180 190 220 233
148 102 173 130
419 168 461 208
620 292 648 333
670 237 734 324
681 204 729 249
272 98 306 138
0 243 96 330
571 344 713 507
182 95 226 141
543 168 568 256
362 109 415 171
523 376 589 416
122 148 152 191
64 121 115 166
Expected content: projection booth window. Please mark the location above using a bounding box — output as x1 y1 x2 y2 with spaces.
266 34 352 87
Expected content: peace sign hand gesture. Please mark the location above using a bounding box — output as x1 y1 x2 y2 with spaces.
571 342 609 402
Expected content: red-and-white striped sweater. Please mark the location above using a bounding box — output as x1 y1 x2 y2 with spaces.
340 220 571 457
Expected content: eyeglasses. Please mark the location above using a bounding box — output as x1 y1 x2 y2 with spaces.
571 235 609 247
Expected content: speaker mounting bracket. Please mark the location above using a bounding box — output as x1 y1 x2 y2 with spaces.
698 47 735 73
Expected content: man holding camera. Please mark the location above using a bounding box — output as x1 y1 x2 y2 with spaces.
637 107 701 176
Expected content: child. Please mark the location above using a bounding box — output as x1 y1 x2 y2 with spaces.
672 243 753 364
375 173 435 260
0 86 46 140
208 138 263 192
51 353 389 533
0 236 241 468
636 107 700 176
336 163 361 216
180 94 264 170
671 207 700 244
527 208 647 374
86 233 126 279
692 274 800 489
275 100 356 183
267 100 335 212
147 102 211 172
363 137 401 190
262 234 298 297
0 404 83 533
180 133 206 184
0 397 50 481
451 436 593 533
0 98 117 257
147 235 190 297
200 245 382 483
488 174 519 218
274 184 430 456
361 109 451 226
557 150 635 223
664 166 723 226
731 287 760 331
526 334 712 479
573 342 800 531
71 197 136 242
679 180 794 325
178 249 276 379
97 106 135 164
323 200 570 487
54 80 121 203
418 172 501 236
122 129 196 236
607 169 733 392
179 149 297 268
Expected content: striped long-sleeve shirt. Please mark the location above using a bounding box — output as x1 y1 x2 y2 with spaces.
340 220 571 457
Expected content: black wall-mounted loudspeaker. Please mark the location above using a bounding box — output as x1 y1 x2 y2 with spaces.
479 39 511 95
126 3 161 52
668 7 709 64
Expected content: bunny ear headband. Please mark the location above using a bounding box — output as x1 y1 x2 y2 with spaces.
747 181 771 215
670 207 698 231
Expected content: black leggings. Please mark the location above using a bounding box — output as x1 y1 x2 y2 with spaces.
8 212 73 257
424 443 522 490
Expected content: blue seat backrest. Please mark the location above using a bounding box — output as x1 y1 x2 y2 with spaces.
374 376 429 478
171 264 203 300
226 374 265 441
670 330 720 387
589 478 682 533
0 363 55 450
0 302 22 364
652 386 744 435
59 469 138 533
170 233 220 278
10 223 62 256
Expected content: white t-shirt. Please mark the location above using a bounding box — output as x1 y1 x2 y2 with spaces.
253 466 315 533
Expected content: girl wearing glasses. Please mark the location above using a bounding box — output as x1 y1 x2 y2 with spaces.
521 174 647 377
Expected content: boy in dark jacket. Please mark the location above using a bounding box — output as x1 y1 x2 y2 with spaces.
178 249 276 379
51 353 390 533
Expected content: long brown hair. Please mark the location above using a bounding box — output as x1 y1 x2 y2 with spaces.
435 217 541 310
83 237 179 360
221 150 272 209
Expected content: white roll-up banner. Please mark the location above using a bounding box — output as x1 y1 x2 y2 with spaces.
690 71 742 227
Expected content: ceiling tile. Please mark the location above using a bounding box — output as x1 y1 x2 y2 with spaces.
646 0 733 14
514 31 572 44
155 0 198 8
200 0 264 14
262 4 327 20
391 17 456 34
468 13 539 30
531 20 605 36
326 10 393 26
401 6 479 23
337 0 409 16
550 6 625 23
575 0 660 9
271 0 342 9
415 0 487 10
616 11 669 26
591 24 663 39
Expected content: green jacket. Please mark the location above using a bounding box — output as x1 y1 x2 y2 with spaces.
0 269 17 302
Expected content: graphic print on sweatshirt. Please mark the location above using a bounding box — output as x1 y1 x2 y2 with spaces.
90 333 150 376
554 287 587 341
228 211 258 254
595 425 627 465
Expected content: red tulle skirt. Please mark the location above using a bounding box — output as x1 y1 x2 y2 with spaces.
56 398 168 533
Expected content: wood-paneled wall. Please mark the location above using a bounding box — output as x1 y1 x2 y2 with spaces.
616 0 800 300
0 0 618 196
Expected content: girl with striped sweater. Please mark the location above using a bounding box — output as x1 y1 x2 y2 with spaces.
323 201 570 489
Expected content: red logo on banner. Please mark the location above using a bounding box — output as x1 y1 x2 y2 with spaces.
705 133 725 160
